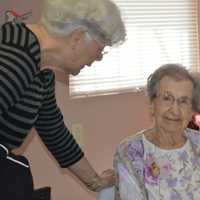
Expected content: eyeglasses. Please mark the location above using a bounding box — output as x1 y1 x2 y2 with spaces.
85 31 110 60
101 46 110 56
156 92 192 109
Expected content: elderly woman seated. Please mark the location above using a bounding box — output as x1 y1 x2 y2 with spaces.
114 64 200 200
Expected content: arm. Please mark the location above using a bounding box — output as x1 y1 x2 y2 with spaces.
68 156 115 192
114 139 147 200
116 163 145 200
35 72 115 192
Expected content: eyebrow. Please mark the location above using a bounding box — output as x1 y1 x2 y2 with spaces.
162 91 192 99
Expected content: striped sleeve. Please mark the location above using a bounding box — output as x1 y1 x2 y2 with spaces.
35 72 84 168
0 22 38 114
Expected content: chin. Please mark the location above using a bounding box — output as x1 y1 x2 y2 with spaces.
64 67 80 76
71 70 81 76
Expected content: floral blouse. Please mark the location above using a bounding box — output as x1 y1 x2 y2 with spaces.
114 128 200 200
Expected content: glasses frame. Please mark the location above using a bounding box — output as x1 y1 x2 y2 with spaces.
155 92 193 110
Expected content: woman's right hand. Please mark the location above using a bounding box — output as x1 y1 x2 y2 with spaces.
99 169 116 189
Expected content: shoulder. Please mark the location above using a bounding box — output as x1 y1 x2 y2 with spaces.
0 22 41 67
116 130 145 161
114 130 146 187
185 128 200 146
117 130 144 150
0 22 37 47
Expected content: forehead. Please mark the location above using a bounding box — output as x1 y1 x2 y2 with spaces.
158 76 193 97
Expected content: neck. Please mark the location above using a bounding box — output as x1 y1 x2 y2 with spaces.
50 67 69 84
145 128 187 149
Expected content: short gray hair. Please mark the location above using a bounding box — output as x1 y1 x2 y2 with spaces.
41 0 126 46
147 63 200 112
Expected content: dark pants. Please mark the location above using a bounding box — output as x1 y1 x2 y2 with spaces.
0 145 34 200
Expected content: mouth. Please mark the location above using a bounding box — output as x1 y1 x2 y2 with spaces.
79 65 86 70
87 63 92 66
164 117 181 122
71 65 87 75
71 69 81 76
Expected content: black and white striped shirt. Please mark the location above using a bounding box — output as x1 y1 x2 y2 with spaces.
0 22 84 168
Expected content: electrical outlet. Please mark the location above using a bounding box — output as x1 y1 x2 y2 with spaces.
71 123 84 147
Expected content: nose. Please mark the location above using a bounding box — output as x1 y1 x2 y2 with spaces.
95 53 103 61
170 101 181 116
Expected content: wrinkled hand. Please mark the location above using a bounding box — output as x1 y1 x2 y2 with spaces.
99 169 116 190
84 169 116 192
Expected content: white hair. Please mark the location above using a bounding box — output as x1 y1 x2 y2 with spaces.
41 0 126 46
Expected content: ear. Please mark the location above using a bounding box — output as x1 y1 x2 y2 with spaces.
70 29 86 49
190 110 196 120
148 100 155 117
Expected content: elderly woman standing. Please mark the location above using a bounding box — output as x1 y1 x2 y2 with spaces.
0 0 125 199
115 64 200 200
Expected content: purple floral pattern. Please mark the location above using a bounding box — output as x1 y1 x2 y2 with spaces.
142 134 200 199
127 140 144 178
128 140 144 162
144 153 160 185
118 129 200 200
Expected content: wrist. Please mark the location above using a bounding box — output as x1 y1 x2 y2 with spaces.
85 175 105 192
